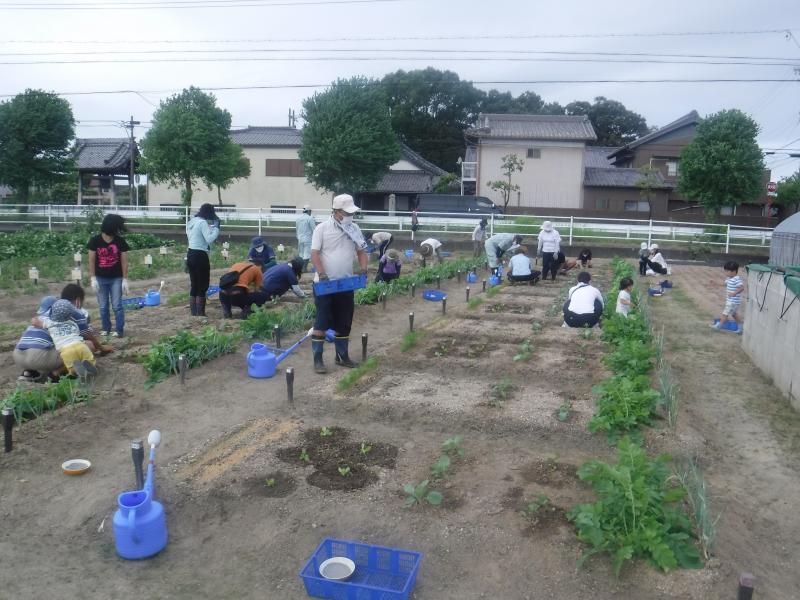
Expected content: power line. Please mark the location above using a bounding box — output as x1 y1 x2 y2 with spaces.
0 0 400 9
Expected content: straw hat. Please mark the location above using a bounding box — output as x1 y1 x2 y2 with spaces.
541 221 554 232
385 249 401 261
419 243 433 257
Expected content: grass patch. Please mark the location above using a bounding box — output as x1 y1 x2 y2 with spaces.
167 291 190 307
1 377 91 423
486 285 502 298
400 330 424 352
336 357 379 392
467 297 484 310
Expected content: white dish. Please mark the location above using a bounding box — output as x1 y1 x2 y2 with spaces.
319 557 355 581
61 458 91 475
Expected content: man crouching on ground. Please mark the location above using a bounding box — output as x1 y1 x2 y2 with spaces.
310 194 369 374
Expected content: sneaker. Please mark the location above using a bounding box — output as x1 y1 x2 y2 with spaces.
101 331 111 338
710 321 721 329
734 326 743 335
562 322 568 328
110 332 120 338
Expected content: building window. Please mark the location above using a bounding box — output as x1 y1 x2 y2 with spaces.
594 198 609 209
270 205 297 214
624 200 650 212
265 159 305 177
526 148 541 159
720 206 736 216
666 161 679 177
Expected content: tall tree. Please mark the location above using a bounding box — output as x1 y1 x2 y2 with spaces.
677 109 764 216
203 143 251 206
382 68 483 172
775 170 800 215
0 89 75 203
565 96 649 147
487 154 524 210
140 87 240 206
635 165 661 219
299 77 401 195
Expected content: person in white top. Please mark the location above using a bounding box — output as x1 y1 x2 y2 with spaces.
310 194 369 374
370 231 393 259
295 205 316 271
537 221 562 282
471 219 488 258
616 277 635 317
644 244 670 276
563 271 605 328
419 238 444 264
507 246 541 285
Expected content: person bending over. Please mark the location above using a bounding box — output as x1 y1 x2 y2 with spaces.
261 257 308 301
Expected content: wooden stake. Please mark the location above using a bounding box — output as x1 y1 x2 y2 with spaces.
286 368 295 405
737 573 755 600
409 312 414 332
442 297 447 315
361 333 368 361
466 287 470 302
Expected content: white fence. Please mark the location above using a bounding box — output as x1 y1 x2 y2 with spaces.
0 204 773 253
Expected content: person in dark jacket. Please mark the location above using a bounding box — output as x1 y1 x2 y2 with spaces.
248 236 277 272
261 257 308 300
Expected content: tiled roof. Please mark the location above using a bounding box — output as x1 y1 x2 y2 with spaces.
399 143 447 176
608 110 700 158
74 138 134 172
466 113 597 141
584 146 618 168
373 170 438 193
584 167 672 189
230 126 302 147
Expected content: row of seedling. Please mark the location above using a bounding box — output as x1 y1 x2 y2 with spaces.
403 435 465 507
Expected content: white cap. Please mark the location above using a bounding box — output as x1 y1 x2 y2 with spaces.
302 204 311 211
541 220 553 231
332 194 360 214
650 243 659 250
640 242 648 250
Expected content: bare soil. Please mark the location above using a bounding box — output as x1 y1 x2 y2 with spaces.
0 259 798 599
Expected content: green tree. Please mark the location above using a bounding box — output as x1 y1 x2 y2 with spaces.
565 96 649 147
299 76 401 194
775 170 800 214
140 86 240 206
635 165 661 219
487 154 524 210
480 89 563 115
0 89 75 203
204 143 251 206
433 172 459 193
677 109 764 216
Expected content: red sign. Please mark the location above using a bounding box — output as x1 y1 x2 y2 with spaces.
767 181 777 193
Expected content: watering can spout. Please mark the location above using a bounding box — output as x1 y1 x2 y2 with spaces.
276 349 292 365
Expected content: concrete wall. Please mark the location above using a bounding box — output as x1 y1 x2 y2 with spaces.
147 146 330 210
742 270 800 410
477 140 585 209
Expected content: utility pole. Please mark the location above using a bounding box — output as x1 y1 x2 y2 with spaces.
125 116 140 207
288 108 296 128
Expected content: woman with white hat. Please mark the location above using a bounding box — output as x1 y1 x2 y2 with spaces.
537 221 561 282
645 244 670 276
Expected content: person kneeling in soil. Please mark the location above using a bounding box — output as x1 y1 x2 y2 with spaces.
578 247 593 269
220 258 270 319
33 299 98 378
507 246 540 286
13 296 62 382
557 251 578 276
376 249 402 283
644 244 670 276
419 238 444 264
248 236 277 273
260 257 308 301
563 271 604 329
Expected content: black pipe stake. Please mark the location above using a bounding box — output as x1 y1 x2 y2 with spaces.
382 293 387 310
273 324 281 348
436 276 441 289
442 297 447 315
361 333 368 362
482 279 487 292
409 312 414 332
466 287 470 302
457 270 462 283
737 573 755 600
411 282 416 298
3 407 13 453
422 257 427 268
286 368 295 405
177 354 188 384
131 439 144 490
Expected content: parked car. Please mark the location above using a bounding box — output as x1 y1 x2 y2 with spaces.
416 194 503 217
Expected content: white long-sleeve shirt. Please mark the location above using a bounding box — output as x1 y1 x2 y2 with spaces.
472 224 486 242
537 229 561 255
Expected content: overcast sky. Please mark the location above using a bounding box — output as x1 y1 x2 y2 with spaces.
1 0 798 180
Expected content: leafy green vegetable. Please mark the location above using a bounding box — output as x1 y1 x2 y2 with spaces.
588 375 661 442
403 479 443 507
430 455 451 480
441 434 465 457
1 377 90 424
142 327 239 386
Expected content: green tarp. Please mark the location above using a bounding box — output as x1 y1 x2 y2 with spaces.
785 276 800 299
746 264 800 302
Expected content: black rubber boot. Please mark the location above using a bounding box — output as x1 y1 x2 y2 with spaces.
334 337 358 368
189 296 198 316
221 299 233 319
312 336 327 374
196 296 207 317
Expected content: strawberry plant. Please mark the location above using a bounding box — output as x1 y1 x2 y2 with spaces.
569 438 702 575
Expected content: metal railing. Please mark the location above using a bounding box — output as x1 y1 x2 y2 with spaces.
0 203 773 253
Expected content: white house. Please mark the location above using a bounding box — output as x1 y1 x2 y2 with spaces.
463 114 597 210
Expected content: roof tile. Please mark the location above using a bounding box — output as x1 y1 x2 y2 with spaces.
467 113 597 141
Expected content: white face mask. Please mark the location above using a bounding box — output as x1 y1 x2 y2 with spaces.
255 245 264 253
340 215 354 226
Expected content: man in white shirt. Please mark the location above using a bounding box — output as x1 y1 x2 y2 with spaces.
471 219 488 258
537 220 561 282
310 194 368 374
419 238 443 264
295 205 316 271
563 271 604 328
507 246 541 285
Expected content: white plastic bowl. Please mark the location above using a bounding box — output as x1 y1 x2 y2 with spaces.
319 557 355 581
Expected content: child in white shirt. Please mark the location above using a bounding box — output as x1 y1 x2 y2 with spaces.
616 277 635 317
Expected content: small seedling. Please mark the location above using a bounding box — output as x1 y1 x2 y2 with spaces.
467 297 484 310
489 378 515 408
403 479 444 507
521 494 551 524
400 331 423 352
581 328 594 340
265 478 276 488
513 339 534 362
557 402 571 422
575 356 586 367
320 426 333 438
338 465 351 477
360 441 372 456
441 434 465 458
430 455 451 480
299 449 311 463
531 322 543 333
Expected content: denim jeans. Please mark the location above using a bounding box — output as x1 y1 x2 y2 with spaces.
96 276 124 335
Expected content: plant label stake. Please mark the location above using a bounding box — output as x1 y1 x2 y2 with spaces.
421 257 427 268
411 283 416 298
465 287 470 302
737 573 755 600
457 270 462 283
2 407 13 453
222 241 230 251
361 333 368 361
177 354 188 384
277 243 285 257
436 276 441 289
221 248 229 261
285 367 295 404
442 296 447 315
409 312 414 332
29 267 39 285
159 246 168 255
273 324 281 348
131 439 144 490
144 254 153 269
71 267 82 285
73 252 82 266
381 293 387 310
482 279 486 292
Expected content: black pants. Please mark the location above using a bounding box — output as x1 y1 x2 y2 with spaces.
220 287 270 315
645 260 667 275
563 299 604 328
542 252 559 281
508 271 541 284
639 258 648 276
375 270 400 284
314 290 355 337
377 236 392 258
187 249 210 296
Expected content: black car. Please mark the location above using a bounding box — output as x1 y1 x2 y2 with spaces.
416 194 503 217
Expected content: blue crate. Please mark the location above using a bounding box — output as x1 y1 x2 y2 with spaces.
422 289 446 302
440 251 453 257
299 538 422 600
206 285 220 297
313 274 367 297
659 280 673 289
403 249 414 258
122 297 146 309
647 287 663 297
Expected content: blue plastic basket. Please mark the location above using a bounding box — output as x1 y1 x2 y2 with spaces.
122 297 146 309
440 251 453 257
299 538 422 600
713 318 740 332
422 289 446 302
206 285 220 297
647 287 663 297
313 274 367 296
660 280 673 289
404 249 414 258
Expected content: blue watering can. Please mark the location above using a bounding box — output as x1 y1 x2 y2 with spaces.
113 430 167 560
466 272 477 284
144 290 161 306
489 275 501 286
247 329 313 378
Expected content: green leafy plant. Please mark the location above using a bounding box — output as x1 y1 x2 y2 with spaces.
521 494 552 524
360 441 372 456
299 449 311 463
400 331 423 352
659 364 680 428
320 426 333 438
336 357 379 392
430 455 451 480
485 285 502 298
240 302 316 340
441 434 465 458
142 327 239 386
338 465 351 477
531 321 543 333
513 339 534 362
0 377 90 424
603 339 656 377
265 478 276 487
676 458 720 560
568 438 702 575
489 378 515 408
403 479 443 507
581 328 594 340
588 375 661 442
467 297 484 310
557 402 571 422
